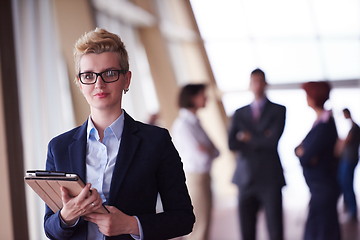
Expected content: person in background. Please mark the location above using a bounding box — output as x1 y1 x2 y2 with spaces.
43 28 195 240
172 83 219 240
295 81 341 240
228 68 286 240
147 112 161 126
338 108 360 222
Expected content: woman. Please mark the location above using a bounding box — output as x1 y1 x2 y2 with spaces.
295 81 341 240
43 28 195 240
172 84 219 240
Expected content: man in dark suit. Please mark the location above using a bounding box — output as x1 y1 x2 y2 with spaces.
43 28 195 240
228 68 286 240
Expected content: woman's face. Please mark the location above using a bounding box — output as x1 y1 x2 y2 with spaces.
78 52 131 113
192 90 207 110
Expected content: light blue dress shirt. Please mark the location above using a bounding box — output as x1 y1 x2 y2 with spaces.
85 112 142 240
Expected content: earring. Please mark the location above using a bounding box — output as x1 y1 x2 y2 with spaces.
124 88 129 94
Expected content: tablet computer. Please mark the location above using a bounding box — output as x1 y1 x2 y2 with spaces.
24 170 109 214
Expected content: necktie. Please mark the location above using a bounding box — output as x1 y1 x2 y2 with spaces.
252 102 261 121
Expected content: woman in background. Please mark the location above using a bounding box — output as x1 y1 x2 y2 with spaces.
172 83 219 240
295 81 341 240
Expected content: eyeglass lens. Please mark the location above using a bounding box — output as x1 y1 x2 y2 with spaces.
79 70 123 84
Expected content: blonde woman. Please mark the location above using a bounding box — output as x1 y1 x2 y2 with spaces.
43 28 195 240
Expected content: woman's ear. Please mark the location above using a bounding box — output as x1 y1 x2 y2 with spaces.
124 71 132 90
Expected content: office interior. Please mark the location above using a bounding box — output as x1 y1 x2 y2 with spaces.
0 0 359 239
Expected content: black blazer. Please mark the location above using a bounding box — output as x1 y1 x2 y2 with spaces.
44 111 195 240
297 115 339 188
228 99 286 189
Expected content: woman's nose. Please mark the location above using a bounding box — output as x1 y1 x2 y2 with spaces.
94 76 105 88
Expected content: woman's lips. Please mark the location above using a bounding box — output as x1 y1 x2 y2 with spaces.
95 92 108 98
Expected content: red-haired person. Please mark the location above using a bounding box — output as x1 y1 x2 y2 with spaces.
295 81 340 240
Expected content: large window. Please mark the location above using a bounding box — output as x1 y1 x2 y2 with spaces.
190 0 360 209
190 0 360 92
190 0 360 132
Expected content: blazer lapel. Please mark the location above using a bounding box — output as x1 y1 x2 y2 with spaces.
108 112 140 205
245 105 253 122
68 121 88 182
244 105 257 130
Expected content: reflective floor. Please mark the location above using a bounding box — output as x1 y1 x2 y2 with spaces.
209 189 360 240
206 149 360 240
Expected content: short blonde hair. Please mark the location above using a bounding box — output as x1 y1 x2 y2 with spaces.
73 28 129 76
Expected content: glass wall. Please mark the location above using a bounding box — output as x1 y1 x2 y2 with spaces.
190 0 360 92
190 0 360 208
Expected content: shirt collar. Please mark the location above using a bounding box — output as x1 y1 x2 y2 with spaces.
86 111 125 141
251 97 267 107
312 110 332 127
318 110 332 123
252 97 267 108
179 108 198 124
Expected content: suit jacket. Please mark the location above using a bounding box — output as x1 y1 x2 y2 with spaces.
228 99 286 189
297 115 339 188
296 114 340 240
44 112 195 240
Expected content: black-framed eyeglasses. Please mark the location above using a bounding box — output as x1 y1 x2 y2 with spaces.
78 70 128 85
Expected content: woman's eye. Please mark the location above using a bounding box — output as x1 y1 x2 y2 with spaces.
84 73 94 79
105 71 115 77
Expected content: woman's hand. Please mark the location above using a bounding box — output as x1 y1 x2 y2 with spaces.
295 145 304 157
236 131 252 143
84 206 140 237
59 183 103 225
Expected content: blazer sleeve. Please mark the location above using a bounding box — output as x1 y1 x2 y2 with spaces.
228 108 247 151
249 104 286 152
43 138 87 240
298 119 338 168
136 130 195 239
228 104 286 152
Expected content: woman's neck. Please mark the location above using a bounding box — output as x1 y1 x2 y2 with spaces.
314 107 325 118
90 108 122 140
188 107 197 114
